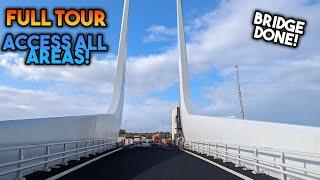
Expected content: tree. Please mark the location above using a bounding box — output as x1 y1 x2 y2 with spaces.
119 129 126 136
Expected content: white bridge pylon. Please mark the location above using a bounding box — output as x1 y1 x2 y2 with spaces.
176 0 319 154
0 0 130 145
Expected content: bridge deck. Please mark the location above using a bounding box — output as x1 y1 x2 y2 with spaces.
57 144 273 180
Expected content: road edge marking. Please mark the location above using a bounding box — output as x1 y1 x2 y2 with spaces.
47 147 123 180
180 148 253 180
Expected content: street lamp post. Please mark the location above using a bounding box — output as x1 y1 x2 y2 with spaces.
235 65 245 119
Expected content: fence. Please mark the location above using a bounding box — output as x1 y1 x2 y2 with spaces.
183 140 320 180
0 139 118 179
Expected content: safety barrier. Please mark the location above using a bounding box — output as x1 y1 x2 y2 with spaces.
183 140 320 180
0 139 118 179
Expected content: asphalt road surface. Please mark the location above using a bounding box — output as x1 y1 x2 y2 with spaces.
59 145 273 180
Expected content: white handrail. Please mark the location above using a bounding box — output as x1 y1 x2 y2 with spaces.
0 141 114 169
200 145 320 175
183 140 320 180
0 138 118 179
201 141 320 158
0 139 107 152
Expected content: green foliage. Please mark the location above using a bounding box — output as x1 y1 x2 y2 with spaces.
119 129 126 136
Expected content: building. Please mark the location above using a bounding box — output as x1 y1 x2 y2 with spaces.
124 137 134 146
133 135 141 144
171 107 183 140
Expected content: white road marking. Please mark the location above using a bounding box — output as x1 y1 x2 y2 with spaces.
180 149 254 180
47 148 123 180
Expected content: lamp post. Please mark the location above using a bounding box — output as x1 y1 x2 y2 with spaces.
235 65 245 119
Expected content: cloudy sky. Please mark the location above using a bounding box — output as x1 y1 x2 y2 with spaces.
0 0 319 132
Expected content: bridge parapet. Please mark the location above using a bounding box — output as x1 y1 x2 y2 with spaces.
0 138 118 179
0 0 130 179
183 140 320 180
176 0 320 179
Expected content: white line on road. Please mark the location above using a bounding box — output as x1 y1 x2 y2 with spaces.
180 149 253 180
47 148 123 180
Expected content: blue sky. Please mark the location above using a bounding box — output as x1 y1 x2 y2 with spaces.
0 0 218 55
0 0 319 132
0 0 218 96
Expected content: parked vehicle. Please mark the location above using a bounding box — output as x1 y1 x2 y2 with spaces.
133 135 141 144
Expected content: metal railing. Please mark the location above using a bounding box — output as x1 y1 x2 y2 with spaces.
183 140 320 180
0 139 118 179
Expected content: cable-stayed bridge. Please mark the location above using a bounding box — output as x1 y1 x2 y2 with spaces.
0 0 319 179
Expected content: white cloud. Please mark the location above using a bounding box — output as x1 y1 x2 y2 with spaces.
0 85 177 131
0 52 117 95
126 50 178 96
0 86 109 120
202 56 320 126
122 98 177 132
0 51 179 129
0 50 179 97
143 25 176 43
